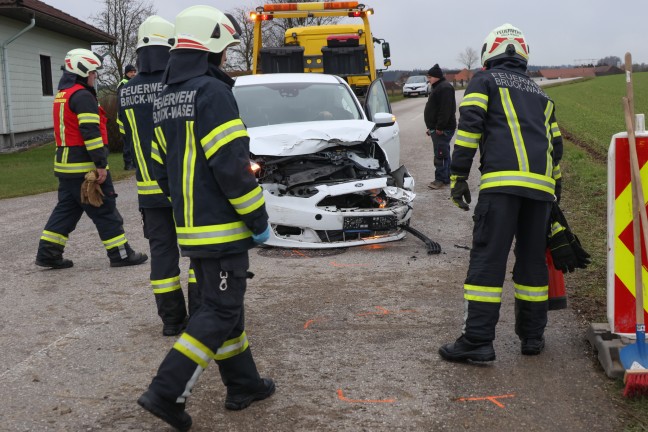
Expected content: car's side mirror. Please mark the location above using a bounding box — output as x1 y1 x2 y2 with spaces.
384 59 391 67
373 112 395 128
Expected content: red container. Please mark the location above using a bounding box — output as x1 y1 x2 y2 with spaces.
546 249 567 310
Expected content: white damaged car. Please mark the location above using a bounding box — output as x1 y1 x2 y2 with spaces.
233 73 415 249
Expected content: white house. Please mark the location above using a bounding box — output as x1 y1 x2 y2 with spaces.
0 0 114 151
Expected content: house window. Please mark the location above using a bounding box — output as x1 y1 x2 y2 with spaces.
40 55 53 96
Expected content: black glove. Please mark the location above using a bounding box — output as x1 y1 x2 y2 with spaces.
566 231 591 269
548 228 578 273
451 176 471 211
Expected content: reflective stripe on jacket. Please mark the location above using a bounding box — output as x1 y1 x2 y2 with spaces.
451 62 563 201
52 84 109 178
117 72 168 208
151 72 269 258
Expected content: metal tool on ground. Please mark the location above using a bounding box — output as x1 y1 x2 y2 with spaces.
400 224 441 255
619 52 648 397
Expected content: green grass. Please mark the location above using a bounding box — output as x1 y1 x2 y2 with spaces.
0 143 133 199
547 74 648 430
546 72 648 158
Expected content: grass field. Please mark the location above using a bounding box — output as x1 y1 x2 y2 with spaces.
547 72 648 158
0 144 132 199
546 73 648 430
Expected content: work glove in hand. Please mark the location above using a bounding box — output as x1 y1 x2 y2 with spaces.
548 229 578 273
252 225 271 244
80 170 104 207
566 231 591 269
450 176 471 211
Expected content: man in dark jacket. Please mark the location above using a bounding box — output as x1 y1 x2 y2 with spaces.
438 23 563 363
424 64 457 189
137 6 275 431
118 64 137 170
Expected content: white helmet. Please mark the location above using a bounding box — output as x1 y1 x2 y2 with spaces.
481 23 529 67
64 48 102 77
171 5 241 53
137 15 175 50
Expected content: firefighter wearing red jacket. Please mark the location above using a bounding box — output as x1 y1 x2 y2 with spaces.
137 7 274 430
35 49 147 269
438 24 563 362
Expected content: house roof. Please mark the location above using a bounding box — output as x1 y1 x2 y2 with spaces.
539 67 596 79
0 0 115 44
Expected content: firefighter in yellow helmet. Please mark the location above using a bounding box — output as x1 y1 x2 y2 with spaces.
36 49 148 269
136 7 274 430
438 24 565 362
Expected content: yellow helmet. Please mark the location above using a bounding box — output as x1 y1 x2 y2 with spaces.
64 48 102 77
171 5 241 53
481 23 529 67
137 15 175 50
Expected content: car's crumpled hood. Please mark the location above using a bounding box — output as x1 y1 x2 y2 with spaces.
249 120 376 156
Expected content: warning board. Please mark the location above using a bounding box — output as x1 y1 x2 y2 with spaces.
608 132 648 336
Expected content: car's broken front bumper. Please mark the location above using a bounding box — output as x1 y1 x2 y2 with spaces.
261 177 415 249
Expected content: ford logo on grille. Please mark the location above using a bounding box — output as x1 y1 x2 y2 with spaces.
355 183 364 187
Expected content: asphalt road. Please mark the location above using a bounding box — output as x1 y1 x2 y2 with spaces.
0 93 625 431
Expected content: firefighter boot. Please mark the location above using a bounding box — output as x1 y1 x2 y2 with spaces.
521 337 545 355
217 348 276 410
438 335 496 362
109 243 148 267
137 389 192 432
35 241 73 269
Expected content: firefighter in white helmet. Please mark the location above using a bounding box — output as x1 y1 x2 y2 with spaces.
117 15 202 337
35 48 148 269
137 6 274 430
438 23 570 362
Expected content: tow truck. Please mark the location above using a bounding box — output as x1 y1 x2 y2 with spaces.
249 1 391 97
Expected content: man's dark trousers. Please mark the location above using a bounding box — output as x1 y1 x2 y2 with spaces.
431 130 453 184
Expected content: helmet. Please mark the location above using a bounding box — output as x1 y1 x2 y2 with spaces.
64 49 102 77
171 5 241 53
137 15 175 50
481 23 529 67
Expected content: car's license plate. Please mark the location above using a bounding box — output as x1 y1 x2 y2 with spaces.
411 92 418 96
343 215 397 231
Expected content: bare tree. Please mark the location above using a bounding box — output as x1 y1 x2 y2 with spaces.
457 47 478 71
597 55 621 67
224 5 259 72
91 0 156 91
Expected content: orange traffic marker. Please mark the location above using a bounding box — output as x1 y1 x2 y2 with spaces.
456 394 515 408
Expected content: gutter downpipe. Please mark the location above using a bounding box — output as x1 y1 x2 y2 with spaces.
1 14 36 149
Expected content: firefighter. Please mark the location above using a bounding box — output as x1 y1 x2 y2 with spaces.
438 23 563 362
35 49 148 269
117 16 200 336
137 7 274 430
118 65 137 170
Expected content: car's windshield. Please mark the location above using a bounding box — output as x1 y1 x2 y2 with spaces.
234 82 362 128
405 76 427 84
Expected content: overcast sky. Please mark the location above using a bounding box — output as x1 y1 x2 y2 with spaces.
42 0 648 70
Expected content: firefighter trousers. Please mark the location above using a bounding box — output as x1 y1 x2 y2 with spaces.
147 253 261 403
37 174 131 262
141 207 188 326
462 193 551 343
